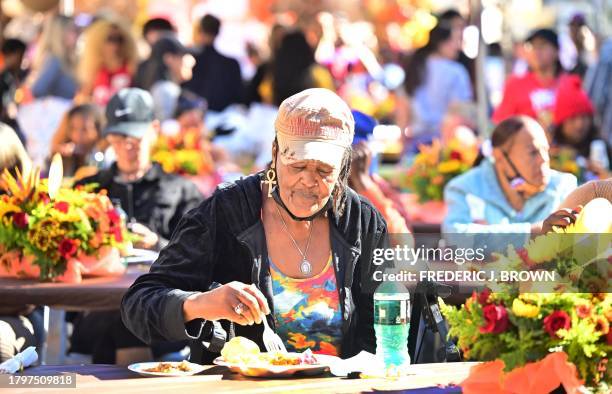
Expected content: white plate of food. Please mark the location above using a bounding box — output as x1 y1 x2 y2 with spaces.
213 337 340 378
128 360 207 377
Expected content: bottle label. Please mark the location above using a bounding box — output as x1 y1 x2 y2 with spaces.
374 299 409 325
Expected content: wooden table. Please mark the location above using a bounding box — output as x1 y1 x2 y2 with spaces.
0 265 148 311
7 362 478 393
0 265 149 364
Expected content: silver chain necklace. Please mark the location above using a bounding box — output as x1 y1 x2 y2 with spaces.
274 203 314 275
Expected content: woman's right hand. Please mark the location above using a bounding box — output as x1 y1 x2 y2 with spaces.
539 206 583 234
183 282 270 326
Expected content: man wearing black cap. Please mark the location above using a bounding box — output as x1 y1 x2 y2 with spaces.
493 28 569 129
76 88 203 250
183 14 244 112
70 88 203 365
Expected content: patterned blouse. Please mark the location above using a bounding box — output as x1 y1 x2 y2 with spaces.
269 254 343 356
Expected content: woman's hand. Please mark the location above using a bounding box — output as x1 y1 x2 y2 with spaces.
183 282 270 326
540 206 583 234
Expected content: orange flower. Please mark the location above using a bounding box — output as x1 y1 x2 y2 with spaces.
576 304 592 319
593 316 610 335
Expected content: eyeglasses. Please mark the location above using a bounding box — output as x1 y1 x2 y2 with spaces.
106 34 124 44
107 134 141 146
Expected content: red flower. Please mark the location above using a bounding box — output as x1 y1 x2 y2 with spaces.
543 310 571 338
54 201 69 213
12 212 29 229
477 288 492 305
58 239 78 260
111 227 123 243
607 330 612 346
38 192 50 204
449 151 463 161
107 209 121 225
576 304 592 318
479 304 509 334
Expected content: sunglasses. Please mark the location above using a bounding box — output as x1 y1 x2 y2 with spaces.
106 34 124 44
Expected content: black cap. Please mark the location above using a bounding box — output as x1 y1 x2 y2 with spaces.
526 28 559 49
174 92 207 119
104 88 155 138
151 35 187 57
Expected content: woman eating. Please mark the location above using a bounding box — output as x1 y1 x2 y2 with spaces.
121 88 388 363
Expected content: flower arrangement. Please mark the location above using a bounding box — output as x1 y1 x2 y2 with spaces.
0 162 130 282
404 138 478 202
549 146 584 181
441 198 612 389
151 128 213 176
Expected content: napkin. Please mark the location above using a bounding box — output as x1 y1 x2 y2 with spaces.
329 351 382 377
328 351 432 378
0 347 38 374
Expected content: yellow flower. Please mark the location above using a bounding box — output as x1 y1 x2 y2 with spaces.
437 159 461 174
562 161 579 175
0 202 21 218
512 298 540 318
525 233 563 263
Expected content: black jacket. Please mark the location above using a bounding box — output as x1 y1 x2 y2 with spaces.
120 173 388 363
183 45 244 112
75 163 204 246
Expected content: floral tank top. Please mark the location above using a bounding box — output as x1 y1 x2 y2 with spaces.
269 254 343 356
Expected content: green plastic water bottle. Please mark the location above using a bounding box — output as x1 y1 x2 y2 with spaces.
374 282 411 370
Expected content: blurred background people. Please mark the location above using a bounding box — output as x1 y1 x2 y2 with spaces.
50 103 108 178
272 29 334 106
550 75 611 178
133 17 176 89
245 22 287 106
76 88 203 250
139 36 194 121
183 14 243 113
26 15 78 102
78 19 137 107
141 17 176 48
493 29 569 129
401 22 472 147
18 15 79 169
0 38 27 142
585 37 612 147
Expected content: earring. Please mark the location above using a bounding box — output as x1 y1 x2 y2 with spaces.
262 167 277 198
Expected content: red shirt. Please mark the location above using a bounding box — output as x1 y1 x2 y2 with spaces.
92 64 132 106
492 72 572 127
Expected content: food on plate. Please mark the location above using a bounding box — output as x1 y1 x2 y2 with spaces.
142 360 192 373
220 336 318 366
221 336 261 363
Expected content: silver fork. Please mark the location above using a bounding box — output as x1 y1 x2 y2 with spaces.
261 315 287 353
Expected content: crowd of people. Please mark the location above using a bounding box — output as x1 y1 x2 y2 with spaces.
0 7 611 366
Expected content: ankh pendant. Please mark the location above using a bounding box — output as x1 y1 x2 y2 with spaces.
262 169 277 198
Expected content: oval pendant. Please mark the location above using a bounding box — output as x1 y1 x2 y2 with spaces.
300 260 312 275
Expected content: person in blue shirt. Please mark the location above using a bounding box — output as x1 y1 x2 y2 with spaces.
28 15 78 100
443 116 577 248
401 21 473 147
